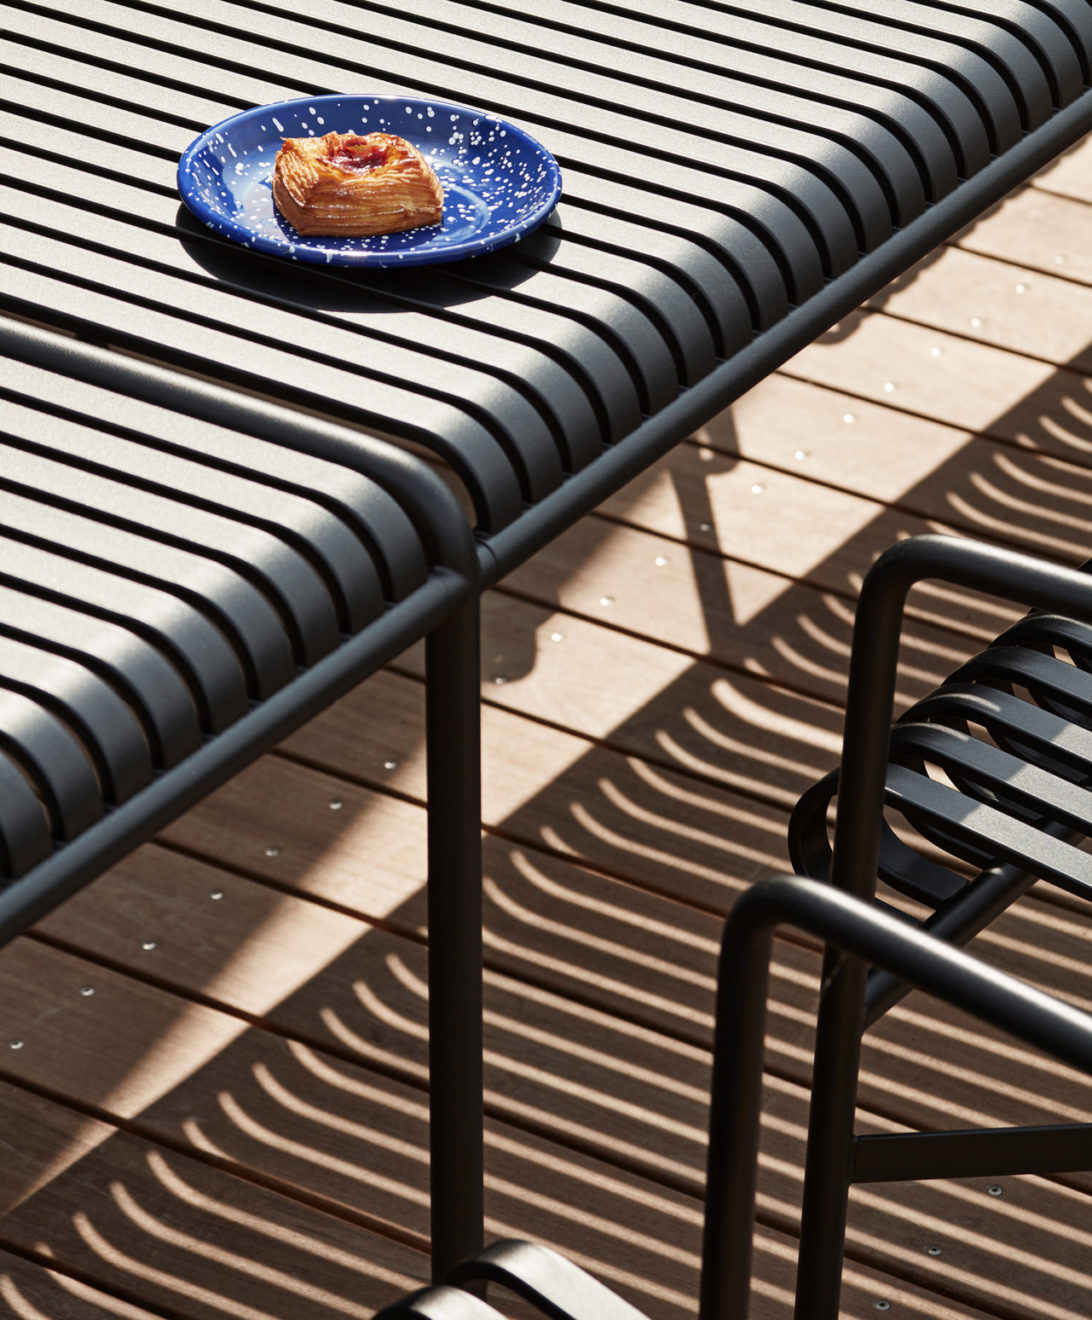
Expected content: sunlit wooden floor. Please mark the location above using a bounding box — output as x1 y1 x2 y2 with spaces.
4 144 1092 1320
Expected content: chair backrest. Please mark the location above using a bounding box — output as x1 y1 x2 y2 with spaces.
789 546 1092 1020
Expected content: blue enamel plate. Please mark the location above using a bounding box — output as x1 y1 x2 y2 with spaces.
177 94 563 268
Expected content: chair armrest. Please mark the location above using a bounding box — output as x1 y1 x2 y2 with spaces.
372 1285 509 1320
700 871 1092 1320
722 874 1092 1072
447 1240 650 1320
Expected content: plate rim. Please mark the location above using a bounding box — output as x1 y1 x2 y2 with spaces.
176 92 563 268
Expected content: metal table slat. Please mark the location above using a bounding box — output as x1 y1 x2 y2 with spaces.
958 0 1090 104
1 209 567 507
186 0 861 274
0 635 153 805
0 749 52 877
505 0 960 204
2 163 592 479
0 479 297 700
0 386 383 636
1042 0 1092 83
0 40 797 322
0 534 250 737
47 0 830 297
735 0 1026 151
0 422 340 665
0 583 203 769
543 206 752 362
0 120 629 472
0 242 528 531
0 76 632 451
1 17 688 420
400 0 926 230
356 262 639 456
0 8 668 418
508 241 717 389
553 167 789 332
0 688 104 841
2 356 428 608
829 0 1065 126
587 0 992 180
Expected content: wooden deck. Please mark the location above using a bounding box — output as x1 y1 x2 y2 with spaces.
5 143 1092 1320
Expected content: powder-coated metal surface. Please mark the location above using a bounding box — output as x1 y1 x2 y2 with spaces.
3 0 1092 873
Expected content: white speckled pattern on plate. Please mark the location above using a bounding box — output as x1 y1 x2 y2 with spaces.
177 93 563 268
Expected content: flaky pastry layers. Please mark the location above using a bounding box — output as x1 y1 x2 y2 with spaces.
272 131 444 237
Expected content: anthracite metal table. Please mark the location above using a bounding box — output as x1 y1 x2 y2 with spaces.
3 0 1092 1294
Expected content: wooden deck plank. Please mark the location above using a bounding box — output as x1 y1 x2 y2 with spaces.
38 822 1092 1141
494 517 986 709
867 245 1092 372
957 186 1092 289
0 1074 998 1320
1034 147 1092 205
720 374 1092 566
0 1246 163 1319
782 311 1063 440
44 774 1092 1141
0 1081 429 1320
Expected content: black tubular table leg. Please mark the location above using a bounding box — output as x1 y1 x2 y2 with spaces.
426 594 485 1281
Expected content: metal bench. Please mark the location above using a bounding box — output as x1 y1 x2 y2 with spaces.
0 316 483 1281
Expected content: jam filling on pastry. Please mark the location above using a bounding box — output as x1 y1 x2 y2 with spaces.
272 130 444 237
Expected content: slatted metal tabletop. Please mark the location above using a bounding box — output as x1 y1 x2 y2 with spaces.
6 1 1092 560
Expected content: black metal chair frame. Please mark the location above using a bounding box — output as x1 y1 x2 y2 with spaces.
787 535 1092 1317
2 317 486 1283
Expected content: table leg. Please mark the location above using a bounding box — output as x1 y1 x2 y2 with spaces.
425 595 484 1282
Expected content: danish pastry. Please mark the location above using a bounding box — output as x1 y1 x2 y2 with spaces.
272 130 444 237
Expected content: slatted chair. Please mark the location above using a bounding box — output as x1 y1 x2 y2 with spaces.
779 534 1092 1315
790 570 1092 1022
1 316 484 1281
369 534 1092 1320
